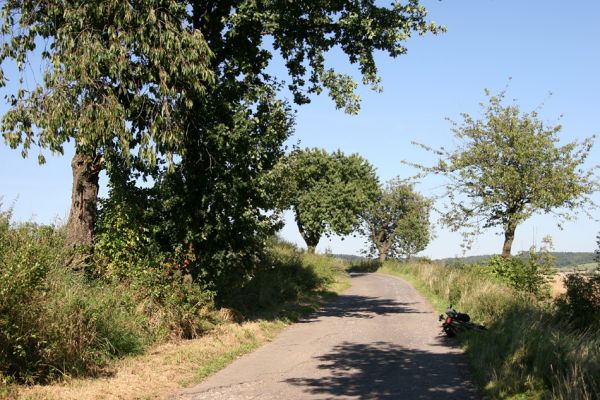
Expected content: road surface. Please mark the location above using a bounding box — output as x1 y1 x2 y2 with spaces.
174 272 479 399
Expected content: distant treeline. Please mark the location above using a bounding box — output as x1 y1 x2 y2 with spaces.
438 252 596 268
332 254 367 262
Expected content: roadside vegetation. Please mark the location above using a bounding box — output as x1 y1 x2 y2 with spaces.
1 2 599 399
0 3 441 395
351 242 600 399
0 208 349 398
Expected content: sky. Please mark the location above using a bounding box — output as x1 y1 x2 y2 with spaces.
1 0 599 259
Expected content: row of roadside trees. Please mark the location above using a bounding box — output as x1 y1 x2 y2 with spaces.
274 148 432 261
278 86 599 263
0 0 444 299
0 0 597 294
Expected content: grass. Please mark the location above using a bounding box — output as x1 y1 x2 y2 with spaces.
8 251 350 400
357 259 600 400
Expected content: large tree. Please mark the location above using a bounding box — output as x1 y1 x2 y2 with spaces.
1 1 443 287
0 0 214 247
278 148 379 253
361 179 431 262
408 89 598 257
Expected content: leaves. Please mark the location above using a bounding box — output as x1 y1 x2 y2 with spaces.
408 88 599 255
1 0 214 165
360 179 431 260
274 148 379 251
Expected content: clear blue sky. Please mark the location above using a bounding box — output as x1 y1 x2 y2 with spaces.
1 0 599 258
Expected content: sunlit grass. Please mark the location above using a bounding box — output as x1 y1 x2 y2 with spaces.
367 259 599 399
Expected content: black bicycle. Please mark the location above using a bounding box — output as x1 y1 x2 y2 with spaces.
439 305 486 337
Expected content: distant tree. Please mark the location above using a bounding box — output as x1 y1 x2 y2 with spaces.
407 88 599 257
361 180 431 262
278 148 379 254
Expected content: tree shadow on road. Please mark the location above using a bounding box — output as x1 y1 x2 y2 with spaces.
299 295 426 322
285 341 479 399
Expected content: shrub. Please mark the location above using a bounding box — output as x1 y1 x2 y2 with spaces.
555 233 600 329
226 241 339 313
0 211 152 382
487 248 553 299
95 187 217 339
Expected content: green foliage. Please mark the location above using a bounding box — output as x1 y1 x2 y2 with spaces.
439 252 597 269
360 179 431 261
226 238 340 313
0 0 445 384
0 0 213 164
555 233 600 329
487 242 554 298
408 87 599 256
378 260 599 399
0 211 151 382
275 148 380 252
556 272 600 329
1 0 443 286
160 85 294 296
94 179 216 339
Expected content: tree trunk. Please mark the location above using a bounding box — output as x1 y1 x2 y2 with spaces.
295 211 322 254
302 232 320 254
502 222 517 258
65 151 102 248
378 251 386 263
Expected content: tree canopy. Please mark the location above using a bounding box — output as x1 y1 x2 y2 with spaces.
408 89 599 257
277 148 379 253
361 179 431 262
1 0 443 159
1 0 443 294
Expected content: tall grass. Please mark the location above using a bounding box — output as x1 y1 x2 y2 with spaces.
224 237 347 316
0 213 157 384
374 260 599 399
0 207 347 390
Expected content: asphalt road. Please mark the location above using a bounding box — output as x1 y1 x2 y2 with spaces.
174 272 480 399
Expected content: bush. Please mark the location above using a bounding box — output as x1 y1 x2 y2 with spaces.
0 212 152 382
555 272 600 329
487 248 553 298
95 187 217 339
225 241 339 313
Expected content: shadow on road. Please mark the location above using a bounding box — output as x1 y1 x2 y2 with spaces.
299 295 425 322
285 341 479 399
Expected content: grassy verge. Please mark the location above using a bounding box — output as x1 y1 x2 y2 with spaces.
353 259 599 400
9 253 349 400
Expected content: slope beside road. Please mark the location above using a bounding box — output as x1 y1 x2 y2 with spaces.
174 272 479 399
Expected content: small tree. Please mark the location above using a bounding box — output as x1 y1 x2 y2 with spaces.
361 180 431 262
278 148 379 253
407 89 598 257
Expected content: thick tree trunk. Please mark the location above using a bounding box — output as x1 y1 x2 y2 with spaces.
502 223 516 258
302 233 320 254
295 211 321 254
378 251 386 263
65 151 102 248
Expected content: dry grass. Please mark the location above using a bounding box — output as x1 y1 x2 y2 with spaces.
551 273 568 298
14 320 287 400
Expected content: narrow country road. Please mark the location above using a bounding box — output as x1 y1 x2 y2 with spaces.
174 273 479 399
